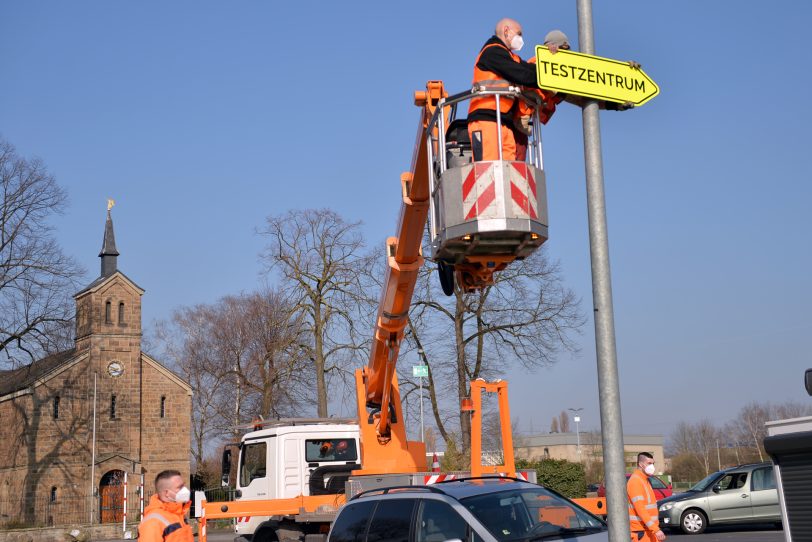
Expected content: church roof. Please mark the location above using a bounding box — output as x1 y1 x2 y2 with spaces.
74 269 144 297
0 349 77 397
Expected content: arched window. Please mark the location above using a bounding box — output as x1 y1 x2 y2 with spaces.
53 396 60 419
50 487 57 503
105 301 112 324
160 396 166 418
110 395 117 419
118 302 125 324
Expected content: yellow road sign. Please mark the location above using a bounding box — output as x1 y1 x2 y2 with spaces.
534 46 659 106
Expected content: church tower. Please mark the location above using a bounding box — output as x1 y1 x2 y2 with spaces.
74 204 144 464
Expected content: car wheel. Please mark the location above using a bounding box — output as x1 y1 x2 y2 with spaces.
680 509 707 535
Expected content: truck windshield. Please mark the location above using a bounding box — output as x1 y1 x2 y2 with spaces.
239 442 267 487
461 487 605 541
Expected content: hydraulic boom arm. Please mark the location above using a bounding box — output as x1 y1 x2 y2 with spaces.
352 82 446 474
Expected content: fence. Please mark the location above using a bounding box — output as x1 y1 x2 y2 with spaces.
0 486 151 531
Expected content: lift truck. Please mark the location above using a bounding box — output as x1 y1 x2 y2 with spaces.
196 80 600 542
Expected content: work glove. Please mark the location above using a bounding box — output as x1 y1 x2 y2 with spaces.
617 102 635 111
628 60 642 70
517 115 533 135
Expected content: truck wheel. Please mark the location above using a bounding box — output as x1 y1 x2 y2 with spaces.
680 509 707 534
253 526 279 542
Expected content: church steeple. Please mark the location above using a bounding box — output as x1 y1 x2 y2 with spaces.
99 200 119 278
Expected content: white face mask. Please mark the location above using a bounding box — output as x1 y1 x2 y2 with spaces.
643 464 656 476
510 35 524 52
174 486 191 504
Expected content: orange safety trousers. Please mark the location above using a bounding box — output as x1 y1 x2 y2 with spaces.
468 120 517 161
631 530 659 542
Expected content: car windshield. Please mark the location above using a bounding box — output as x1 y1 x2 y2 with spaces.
461 487 605 541
689 472 723 492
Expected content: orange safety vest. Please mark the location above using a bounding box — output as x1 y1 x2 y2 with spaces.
469 42 522 116
515 58 562 125
627 470 660 535
138 495 194 542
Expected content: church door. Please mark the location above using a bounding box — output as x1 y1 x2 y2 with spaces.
99 470 125 523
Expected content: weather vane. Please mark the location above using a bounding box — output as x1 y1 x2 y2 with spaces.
107 198 116 211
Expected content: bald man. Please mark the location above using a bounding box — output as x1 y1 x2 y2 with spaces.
468 18 544 162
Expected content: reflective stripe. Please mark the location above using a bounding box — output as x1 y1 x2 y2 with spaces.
629 515 641 521
645 504 658 509
142 513 171 527
631 495 644 503
645 519 657 527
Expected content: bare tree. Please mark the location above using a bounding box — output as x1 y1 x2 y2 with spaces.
153 288 307 465
670 420 719 476
559 410 571 433
259 209 371 417
728 402 770 463
0 139 83 367
154 304 232 466
405 247 583 449
550 417 560 434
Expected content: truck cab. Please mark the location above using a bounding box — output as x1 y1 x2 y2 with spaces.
231 420 360 540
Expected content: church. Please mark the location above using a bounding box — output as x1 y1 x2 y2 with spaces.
0 209 191 527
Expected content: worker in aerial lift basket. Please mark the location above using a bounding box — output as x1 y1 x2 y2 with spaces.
468 17 545 162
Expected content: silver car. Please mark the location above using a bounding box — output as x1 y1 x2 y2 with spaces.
657 462 780 534
328 478 609 542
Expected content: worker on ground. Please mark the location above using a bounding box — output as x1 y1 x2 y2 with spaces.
468 18 544 161
138 470 193 542
627 452 666 542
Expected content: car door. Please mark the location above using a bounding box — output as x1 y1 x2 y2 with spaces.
749 466 780 521
708 471 752 522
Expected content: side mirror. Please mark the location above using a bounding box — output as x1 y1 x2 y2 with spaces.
805 368 812 396
667 483 672 489
712 484 721 493
221 449 232 487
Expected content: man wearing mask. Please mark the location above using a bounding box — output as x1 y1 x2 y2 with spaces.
468 18 543 162
627 452 666 542
138 470 193 541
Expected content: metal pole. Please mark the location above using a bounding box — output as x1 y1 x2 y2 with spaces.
123 471 128 535
90 372 98 525
575 2 630 541
420 375 425 442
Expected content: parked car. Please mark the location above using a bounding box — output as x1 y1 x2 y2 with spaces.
596 474 672 500
327 477 608 542
657 462 780 534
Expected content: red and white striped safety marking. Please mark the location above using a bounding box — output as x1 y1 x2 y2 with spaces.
423 474 457 484
462 163 496 220
237 516 250 523
508 163 538 219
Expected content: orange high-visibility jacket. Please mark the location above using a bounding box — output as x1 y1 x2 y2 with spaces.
469 40 523 119
138 494 194 542
627 470 660 535
516 58 564 125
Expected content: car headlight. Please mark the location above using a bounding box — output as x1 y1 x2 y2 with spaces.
659 503 674 512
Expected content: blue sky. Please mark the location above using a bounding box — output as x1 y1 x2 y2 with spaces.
2 1 811 441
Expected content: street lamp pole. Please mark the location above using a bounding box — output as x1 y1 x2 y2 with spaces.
569 408 583 459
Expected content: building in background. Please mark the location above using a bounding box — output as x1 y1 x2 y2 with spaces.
0 209 191 527
515 432 665 473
